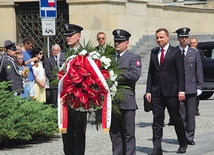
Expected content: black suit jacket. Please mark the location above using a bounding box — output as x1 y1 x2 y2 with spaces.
44 56 58 82
146 45 185 97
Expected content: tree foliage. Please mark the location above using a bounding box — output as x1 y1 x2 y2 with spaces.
0 81 58 145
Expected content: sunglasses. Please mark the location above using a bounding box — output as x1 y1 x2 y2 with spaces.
18 58 24 60
97 38 105 41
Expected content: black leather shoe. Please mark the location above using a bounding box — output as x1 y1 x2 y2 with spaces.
195 111 200 116
148 149 163 155
187 140 195 145
177 145 188 154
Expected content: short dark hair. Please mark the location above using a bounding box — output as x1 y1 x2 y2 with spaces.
22 37 35 45
156 28 169 37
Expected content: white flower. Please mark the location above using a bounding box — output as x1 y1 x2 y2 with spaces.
89 51 101 60
79 50 87 55
109 70 114 76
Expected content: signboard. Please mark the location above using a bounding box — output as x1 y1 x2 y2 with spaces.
41 18 56 36
40 0 57 18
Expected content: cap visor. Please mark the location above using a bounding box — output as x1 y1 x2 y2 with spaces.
64 31 76 36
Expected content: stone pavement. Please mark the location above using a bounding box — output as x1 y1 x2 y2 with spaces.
1 83 214 155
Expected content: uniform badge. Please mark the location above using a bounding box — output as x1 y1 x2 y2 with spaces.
7 65 11 69
136 60 141 66
183 27 187 33
116 29 120 35
64 23 69 31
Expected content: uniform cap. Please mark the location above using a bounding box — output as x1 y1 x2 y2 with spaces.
64 23 83 35
4 40 15 48
175 27 191 37
112 29 131 41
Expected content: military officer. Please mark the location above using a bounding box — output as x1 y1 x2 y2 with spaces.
110 29 142 155
61 23 87 155
175 27 203 146
58 23 84 67
0 40 23 95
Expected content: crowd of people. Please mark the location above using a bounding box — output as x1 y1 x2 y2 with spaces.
0 24 204 155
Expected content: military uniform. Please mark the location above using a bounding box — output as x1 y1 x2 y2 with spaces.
0 54 23 95
61 23 87 155
175 27 203 145
110 29 142 155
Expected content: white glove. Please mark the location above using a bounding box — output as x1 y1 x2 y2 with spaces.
197 90 202 96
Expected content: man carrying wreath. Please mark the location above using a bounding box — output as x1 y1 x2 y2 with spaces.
110 29 142 155
61 23 87 155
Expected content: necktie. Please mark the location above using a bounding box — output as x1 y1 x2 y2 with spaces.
55 56 57 65
160 48 164 67
182 49 185 58
116 54 120 60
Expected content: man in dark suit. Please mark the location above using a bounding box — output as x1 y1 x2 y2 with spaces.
190 37 205 116
109 29 142 155
95 32 115 58
61 23 87 155
175 28 203 146
146 28 187 155
44 44 61 107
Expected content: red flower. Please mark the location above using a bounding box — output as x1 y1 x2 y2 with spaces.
101 70 110 79
94 59 101 69
86 76 96 85
75 55 86 66
73 73 83 84
88 88 98 98
70 97 80 109
58 70 65 80
79 93 88 104
82 80 89 91
91 96 101 106
79 66 89 76
74 88 83 98
66 85 76 94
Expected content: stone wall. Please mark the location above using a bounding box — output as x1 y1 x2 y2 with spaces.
0 0 214 48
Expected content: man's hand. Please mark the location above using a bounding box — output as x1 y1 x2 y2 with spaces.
178 92 185 101
146 93 152 103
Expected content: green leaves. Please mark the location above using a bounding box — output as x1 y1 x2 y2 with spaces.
0 81 58 145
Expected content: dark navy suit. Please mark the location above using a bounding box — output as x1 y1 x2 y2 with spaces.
146 45 187 153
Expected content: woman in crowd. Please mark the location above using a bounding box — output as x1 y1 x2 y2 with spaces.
31 47 46 102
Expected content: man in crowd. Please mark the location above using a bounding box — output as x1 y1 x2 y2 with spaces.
61 23 87 155
44 44 61 107
110 29 142 155
22 37 37 99
175 27 203 146
95 32 114 57
0 40 23 95
146 28 187 154
190 37 205 116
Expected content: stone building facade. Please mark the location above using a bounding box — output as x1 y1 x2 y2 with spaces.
0 0 213 48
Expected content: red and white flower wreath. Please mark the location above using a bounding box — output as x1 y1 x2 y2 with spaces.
57 50 118 133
